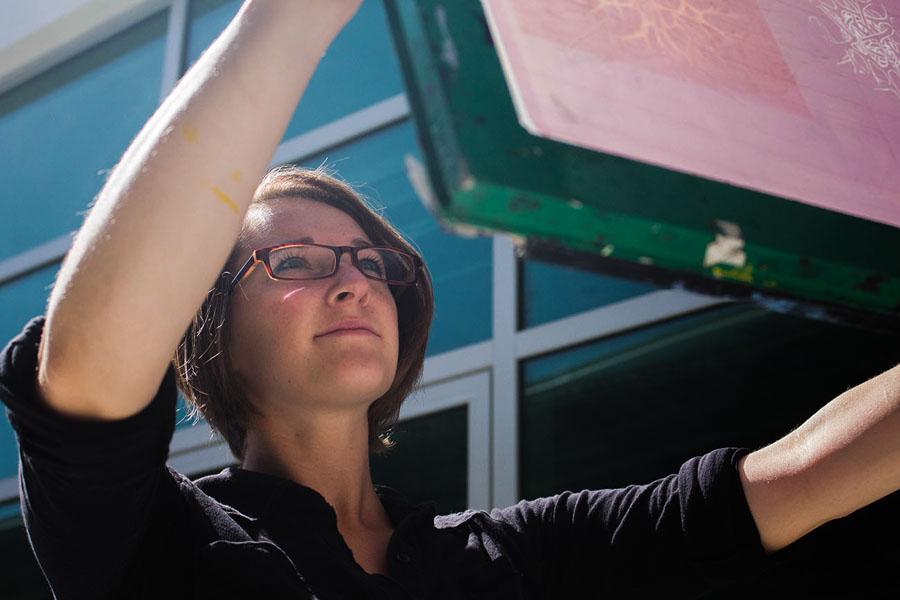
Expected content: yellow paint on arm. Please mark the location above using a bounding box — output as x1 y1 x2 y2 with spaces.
230 171 242 184
210 186 240 214
182 125 199 144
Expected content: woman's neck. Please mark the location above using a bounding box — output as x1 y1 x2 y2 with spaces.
241 409 390 531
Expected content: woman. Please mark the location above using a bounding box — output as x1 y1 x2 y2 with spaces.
175 164 435 579
1 1 899 598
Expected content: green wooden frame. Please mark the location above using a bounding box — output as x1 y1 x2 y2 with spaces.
382 0 900 331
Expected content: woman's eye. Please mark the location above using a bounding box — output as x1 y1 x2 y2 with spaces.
274 256 309 272
359 257 385 275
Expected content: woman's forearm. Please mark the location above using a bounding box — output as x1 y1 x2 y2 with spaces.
38 0 360 419
738 362 900 553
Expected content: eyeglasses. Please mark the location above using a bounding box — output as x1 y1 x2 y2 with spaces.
227 242 421 293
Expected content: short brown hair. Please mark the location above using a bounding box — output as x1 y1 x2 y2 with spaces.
172 165 434 462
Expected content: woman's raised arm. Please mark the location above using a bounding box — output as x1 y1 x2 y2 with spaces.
36 0 361 420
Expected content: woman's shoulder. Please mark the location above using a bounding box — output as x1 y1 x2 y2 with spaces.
169 466 268 544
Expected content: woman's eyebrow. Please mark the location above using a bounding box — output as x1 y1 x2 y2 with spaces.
283 236 372 247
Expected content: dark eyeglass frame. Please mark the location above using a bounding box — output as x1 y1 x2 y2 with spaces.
226 242 422 293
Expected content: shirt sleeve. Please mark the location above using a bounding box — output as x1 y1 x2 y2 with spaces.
0 315 179 599
486 447 800 597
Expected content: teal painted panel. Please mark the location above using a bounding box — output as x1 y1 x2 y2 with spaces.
520 259 660 329
0 264 60 480
0 13 167 262
186 0 404 142
299 120 492 355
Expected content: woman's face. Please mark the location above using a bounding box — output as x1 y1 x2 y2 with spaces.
226 198 400 417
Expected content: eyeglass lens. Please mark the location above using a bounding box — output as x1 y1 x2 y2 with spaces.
269 246 415 283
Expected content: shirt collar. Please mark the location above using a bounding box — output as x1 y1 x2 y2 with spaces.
194 466 437 531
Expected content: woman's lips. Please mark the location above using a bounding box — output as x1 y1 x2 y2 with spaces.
317 328 378 338
316 319 379 338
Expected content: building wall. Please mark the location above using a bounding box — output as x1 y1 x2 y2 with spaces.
1 1 95 48
1 2 898 598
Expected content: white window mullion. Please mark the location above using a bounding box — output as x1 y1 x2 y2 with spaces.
515 289 726 362
159 0 188 101
491 235 519 508
270 94 410 167
0 0 173 97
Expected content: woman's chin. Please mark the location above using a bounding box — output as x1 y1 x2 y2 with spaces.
326 364 394 399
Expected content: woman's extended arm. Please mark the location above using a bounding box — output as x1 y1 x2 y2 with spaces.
36 0 361 420
738 362 900 554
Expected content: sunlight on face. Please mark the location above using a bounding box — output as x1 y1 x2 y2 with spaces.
227 198 400 417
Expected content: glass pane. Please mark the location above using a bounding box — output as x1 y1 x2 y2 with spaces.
0 264 61 481
0 265 58 359
0 504 19 522
185 0 405 141
371 406 467 515
0 12 167 262
520 258 659 328
0 517 51 600
299 120 493 356
520 302 900 499
184 0 240 65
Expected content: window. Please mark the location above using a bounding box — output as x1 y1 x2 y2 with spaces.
0 9 167 518
0 12 167 262
371 406 468 515
186 0 405 141
519 302 900 499
519 258 659 328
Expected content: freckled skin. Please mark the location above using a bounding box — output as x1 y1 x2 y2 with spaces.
227 199 400 417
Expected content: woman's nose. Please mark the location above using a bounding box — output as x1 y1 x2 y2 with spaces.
328 253 371 304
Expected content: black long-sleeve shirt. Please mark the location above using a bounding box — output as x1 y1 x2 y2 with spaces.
0 315 859 599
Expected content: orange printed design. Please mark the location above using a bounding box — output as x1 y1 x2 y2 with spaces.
583 0 738 64
512 0 809 115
